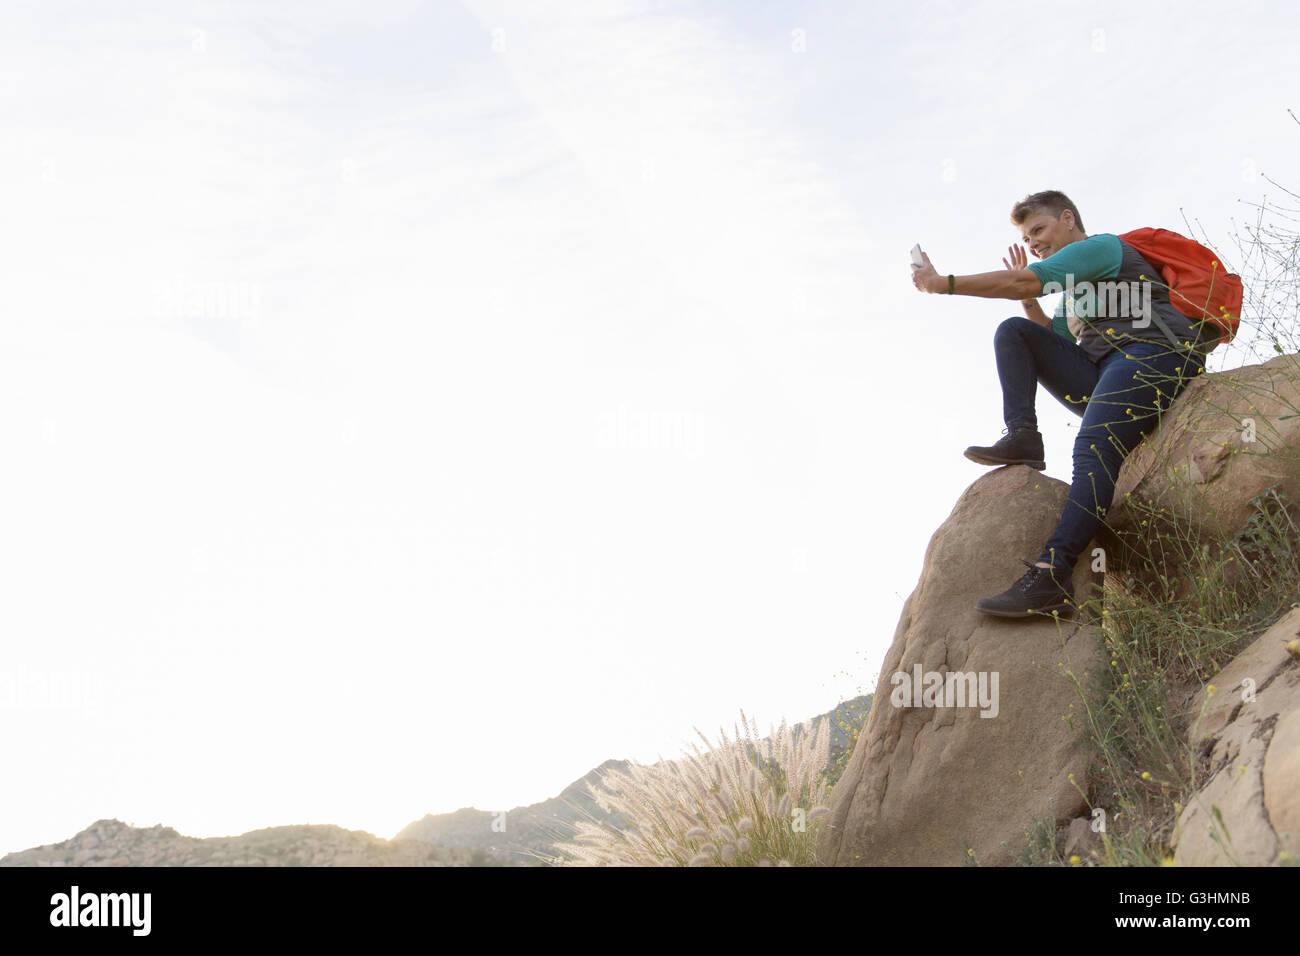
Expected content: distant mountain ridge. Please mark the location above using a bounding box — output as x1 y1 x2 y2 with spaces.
0 818 481 867
1 695 870 867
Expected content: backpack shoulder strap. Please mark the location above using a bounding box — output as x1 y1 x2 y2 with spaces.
1146 308 1183 351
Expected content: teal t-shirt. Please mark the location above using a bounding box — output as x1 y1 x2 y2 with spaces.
1028 234 1124 344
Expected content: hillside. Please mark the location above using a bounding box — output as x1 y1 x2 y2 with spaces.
0 818 482 867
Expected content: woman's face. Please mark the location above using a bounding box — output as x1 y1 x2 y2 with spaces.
1019 209 1078 260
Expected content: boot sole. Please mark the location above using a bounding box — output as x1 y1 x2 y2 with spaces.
963 450 1046 469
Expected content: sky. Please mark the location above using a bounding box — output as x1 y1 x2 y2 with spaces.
0 0 1296 855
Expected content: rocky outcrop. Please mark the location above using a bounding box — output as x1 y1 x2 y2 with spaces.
0 818 478 867
817 466 1104 866
1104 352 1300 579
1171 607 1300 865
817 353 1300 867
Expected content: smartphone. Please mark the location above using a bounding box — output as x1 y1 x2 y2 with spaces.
910 244 925 268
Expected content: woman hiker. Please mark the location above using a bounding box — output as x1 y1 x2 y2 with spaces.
910 190 1211 618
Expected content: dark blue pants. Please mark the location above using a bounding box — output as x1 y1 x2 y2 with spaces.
992 316 1204 571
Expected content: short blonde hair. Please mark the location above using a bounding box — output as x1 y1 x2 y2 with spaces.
1010 190 1085 234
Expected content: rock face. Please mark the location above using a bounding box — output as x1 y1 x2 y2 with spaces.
818 466 1103 866
1105 352 1300 575
0 818 477 867
1172 607 1300 865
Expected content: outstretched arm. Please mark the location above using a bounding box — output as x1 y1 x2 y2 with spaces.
911 250 1042 299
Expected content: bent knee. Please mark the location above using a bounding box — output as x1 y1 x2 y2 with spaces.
994 315 1037 343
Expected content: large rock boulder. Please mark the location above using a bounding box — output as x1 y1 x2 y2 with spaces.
818 466 1103 866
1171 606 1300 865
1103 353 1300 582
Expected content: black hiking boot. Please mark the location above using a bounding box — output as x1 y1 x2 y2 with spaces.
975 560 1074 619
963 426 1046 469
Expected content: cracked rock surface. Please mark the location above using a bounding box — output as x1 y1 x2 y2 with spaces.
1173 606 1300 865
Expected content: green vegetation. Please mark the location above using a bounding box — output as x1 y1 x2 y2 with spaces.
1047 483 1300 866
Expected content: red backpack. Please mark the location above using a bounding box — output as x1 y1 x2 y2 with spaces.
1118 227 1243 350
